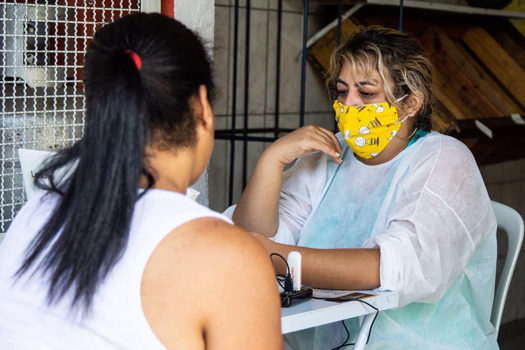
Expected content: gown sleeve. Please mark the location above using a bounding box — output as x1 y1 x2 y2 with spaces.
222 151 327 245
272 151 327 245
363 135 497 306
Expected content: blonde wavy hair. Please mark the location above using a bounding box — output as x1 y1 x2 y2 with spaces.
327 25 433 131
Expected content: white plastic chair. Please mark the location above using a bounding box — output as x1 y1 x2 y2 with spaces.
490 201 524 337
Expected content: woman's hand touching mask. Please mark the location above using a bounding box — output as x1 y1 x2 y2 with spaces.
233 125 341 236
264 125 343 168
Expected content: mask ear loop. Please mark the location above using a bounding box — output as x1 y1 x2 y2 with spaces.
395 94 408 102
394 93 417 141
394 122 417 141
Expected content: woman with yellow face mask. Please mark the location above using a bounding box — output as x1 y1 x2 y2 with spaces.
229 26 499 349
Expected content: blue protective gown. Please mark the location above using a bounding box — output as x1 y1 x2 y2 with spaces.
276 132 499 350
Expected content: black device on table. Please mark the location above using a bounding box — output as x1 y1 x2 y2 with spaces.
280 286 313 307
271 252 313 307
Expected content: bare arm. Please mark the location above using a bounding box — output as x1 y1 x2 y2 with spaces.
233 125 342 237
253 233 380 290
142 218 283 350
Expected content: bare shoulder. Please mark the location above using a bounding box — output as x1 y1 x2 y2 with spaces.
144 217 272 267
167 217 276 272
141 217 283 350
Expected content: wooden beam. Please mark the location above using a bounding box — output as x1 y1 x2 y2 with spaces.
420 27 521 119
462 27 525 108
486 21 525 73
447 116 525 165
308 19 359 73
433 99 460 133
430 111 451 133
431 79 468 119
448 115 525 138
453 40 523 115
311 0 525 19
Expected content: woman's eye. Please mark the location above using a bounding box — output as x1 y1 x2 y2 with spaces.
360 91 376 97
336 90 347 97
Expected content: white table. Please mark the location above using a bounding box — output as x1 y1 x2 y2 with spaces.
281 290 399 350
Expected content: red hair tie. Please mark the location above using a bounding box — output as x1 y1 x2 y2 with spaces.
125 50 142 71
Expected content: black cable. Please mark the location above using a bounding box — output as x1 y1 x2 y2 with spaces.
321 296 379 349
356 299 379 344
270 253 293 294
330 320 353 350
269 252 290 275
276 274 287 289
281 292 292 306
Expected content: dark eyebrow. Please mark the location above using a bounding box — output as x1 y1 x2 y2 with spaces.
355 80 378 87
336 79 348 87
336 78 378 88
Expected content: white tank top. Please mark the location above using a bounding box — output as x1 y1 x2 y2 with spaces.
0 189 231 349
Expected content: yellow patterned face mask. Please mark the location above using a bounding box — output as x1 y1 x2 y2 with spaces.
333 97 407 159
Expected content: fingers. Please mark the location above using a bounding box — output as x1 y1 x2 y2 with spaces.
318 127 342 154
265 125 343 167
301 125 342 163
316 126 343 163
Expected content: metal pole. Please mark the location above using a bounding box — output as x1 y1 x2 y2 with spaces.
300 0 309 127
229 0 240 205
335 0 343 131
399 0 404 32
306 4 363 49
215 134 279 143
242 0 251 188
274 0 283 139
337 0 343 46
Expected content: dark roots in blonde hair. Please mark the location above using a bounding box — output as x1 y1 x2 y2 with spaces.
327 25 433 132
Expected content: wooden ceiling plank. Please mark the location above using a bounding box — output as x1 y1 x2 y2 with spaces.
432 77 468 119
308 18 359 73
420 27 514 118
432 27 522 115
431 111 451 133
453 42 523 115
462 27 525 108
486 22 525 72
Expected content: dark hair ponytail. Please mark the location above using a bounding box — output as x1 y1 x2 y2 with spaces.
16 13 214 313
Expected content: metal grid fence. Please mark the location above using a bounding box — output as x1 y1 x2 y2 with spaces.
0 0 142 233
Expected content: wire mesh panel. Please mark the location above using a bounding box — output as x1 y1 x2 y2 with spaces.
0 0 142 233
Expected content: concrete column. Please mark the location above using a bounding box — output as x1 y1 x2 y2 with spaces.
171 0 214 206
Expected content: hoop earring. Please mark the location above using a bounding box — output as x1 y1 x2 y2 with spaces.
395 127 417 141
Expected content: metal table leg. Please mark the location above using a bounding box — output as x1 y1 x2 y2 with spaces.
353 311 377 350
